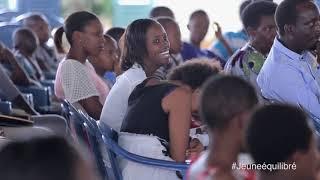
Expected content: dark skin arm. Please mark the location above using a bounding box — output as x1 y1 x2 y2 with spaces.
214 22 234 56
78 96 103 120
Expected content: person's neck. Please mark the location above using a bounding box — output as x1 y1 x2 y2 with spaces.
207 132 240 171
143 60 160 77
250 41 268 55
278 36 303 54
66 47 87 64
18 49 33 59
190 39 201 48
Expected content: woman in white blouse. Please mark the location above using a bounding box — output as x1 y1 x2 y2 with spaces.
100 18 170 131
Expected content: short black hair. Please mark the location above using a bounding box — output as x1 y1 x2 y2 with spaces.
22 13 48 27
149 6 175 19
105 27 125 42
13 28 38 54
275 0 312 36
155 16 177 30
246 104 313 170
239 0 253 17
241 1 277 29
200 75 258 130
189 10 208 22
121 18 159 71
168 59 221 90
0 136 84 180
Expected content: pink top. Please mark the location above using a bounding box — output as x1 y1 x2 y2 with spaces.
54 59 109 104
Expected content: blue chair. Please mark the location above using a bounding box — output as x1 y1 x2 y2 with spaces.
97 121 190 180
64 100 189 180
0 101 12 115
64 100 108 180
0 22 21 48
11 12 63 28
0 10 21 22
19 86 51 109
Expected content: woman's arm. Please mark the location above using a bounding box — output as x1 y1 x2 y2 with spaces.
78 96 103 120
162 86 192 162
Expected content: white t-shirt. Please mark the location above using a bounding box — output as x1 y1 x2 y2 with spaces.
100 64 146 131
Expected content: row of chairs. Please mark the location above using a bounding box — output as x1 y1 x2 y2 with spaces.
62 100 190 180
0 10 63 48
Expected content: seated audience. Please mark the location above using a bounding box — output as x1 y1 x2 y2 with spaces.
225 0 277 101
54 11 106 120
89 34 121 88
0 136 99 180
180 10 222 63
246 104 319 180
154 17 183 79
188 75 258 180
23 13 59 74
149 6 175 19
210 0 251 62
100 18 170 131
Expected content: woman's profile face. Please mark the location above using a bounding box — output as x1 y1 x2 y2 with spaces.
80 19 105 57
144 23 170 67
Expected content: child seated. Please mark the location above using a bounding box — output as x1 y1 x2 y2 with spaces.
88 34 121 89
188 75 258 180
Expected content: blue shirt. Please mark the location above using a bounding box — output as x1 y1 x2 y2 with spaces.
257 38 320 119
181 42 220 61
210 30 248 62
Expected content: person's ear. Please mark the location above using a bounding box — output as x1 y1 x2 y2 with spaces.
187 24 191 31
72 31 83 44
246 26 256 39
284 24 294 36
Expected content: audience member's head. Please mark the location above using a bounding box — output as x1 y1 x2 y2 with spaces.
168 59 221 120
23 13 50 45
105 27 125 69
200 75 258 149
275 0 320 52
13 28 39 57
0 136 99 180
89 34 121 76
105 27 125 43
156 17 182 54
149 6 175 19
54 11 104 58
121 18 170 73
187 10 210 46
246 104 318 180
241 0 277 54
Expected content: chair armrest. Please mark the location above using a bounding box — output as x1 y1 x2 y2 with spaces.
0 101 12 115
19 86 50 108
101 135 190 171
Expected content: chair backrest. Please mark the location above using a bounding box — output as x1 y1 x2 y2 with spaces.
65 101 108 180
97 122 189 180
0 10 21 22
0 22 21 48
10 12 64 28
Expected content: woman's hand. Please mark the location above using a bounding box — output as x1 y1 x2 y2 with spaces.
186 138 204 158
